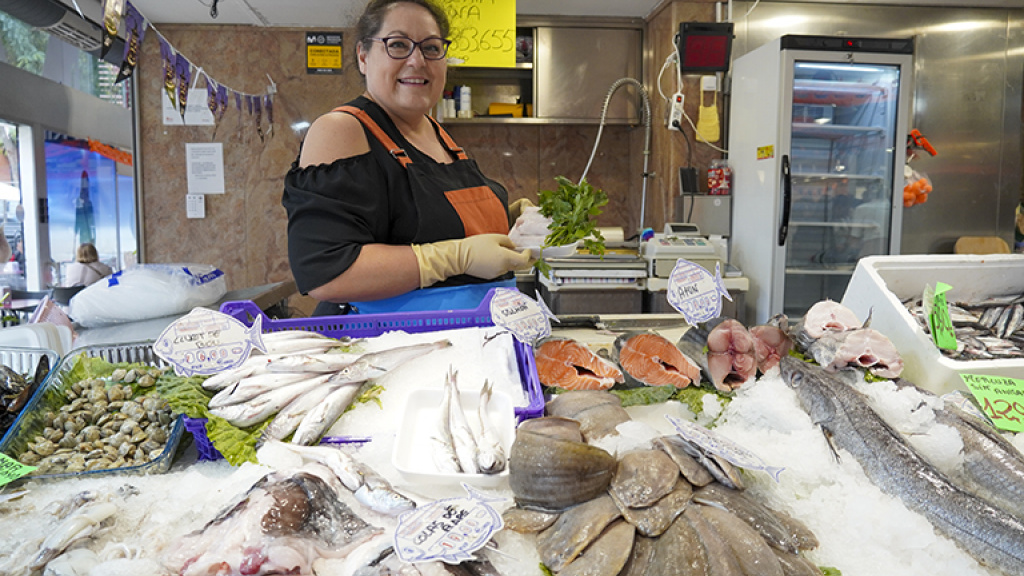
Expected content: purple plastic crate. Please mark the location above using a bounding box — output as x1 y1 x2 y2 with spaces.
192 288 544 460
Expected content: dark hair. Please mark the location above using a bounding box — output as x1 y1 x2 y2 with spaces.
355 0 450 55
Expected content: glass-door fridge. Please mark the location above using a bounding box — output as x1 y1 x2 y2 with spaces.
728 35 914 324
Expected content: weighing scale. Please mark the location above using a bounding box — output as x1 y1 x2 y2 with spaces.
641 223 724 278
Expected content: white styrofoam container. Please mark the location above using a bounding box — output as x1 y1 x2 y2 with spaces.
841 254 1024 395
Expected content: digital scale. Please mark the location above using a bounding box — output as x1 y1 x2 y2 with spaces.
641 223 723 278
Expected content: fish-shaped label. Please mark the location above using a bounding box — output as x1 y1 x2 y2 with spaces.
154 307 265 377
667 259 732 325
489 288 554 345
394 483 504 564
666 414 784 482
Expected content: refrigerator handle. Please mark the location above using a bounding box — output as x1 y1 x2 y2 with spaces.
778 154 792 246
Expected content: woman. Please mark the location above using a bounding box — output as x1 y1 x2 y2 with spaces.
64 243 112 287
282 0 534 316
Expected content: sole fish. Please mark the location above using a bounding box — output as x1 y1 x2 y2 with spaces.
537 494 623 572
613 331 701 388
781 356 1024 576
546 389 632 442
610 478 692 538
535 337 624 391
610 449 681 508
559 520 636 576
698 504 785 576
693 483 818 553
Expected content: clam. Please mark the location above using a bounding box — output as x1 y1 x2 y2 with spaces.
509 417 617 512
29 438 57 456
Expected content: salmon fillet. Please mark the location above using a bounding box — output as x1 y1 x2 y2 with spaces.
535 338 624 391
615 332 700 388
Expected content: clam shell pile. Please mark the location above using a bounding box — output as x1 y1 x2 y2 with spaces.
15 367 174 475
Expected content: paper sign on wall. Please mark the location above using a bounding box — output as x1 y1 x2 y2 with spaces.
443 0 515 68
186 143 225 195
163 88 215 125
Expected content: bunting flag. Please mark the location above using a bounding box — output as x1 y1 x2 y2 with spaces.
206 76 219 118
216 84 229 123
159 37 176 111
254 96 263 142
114 2 146 84
174 52 192 119
101 0 126 59
264 94 274 137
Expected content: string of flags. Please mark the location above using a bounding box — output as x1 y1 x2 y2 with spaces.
102 0 275 140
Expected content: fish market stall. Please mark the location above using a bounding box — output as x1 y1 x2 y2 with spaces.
2 288 1024 576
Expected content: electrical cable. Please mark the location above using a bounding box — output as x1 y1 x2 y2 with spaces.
579 77 653 230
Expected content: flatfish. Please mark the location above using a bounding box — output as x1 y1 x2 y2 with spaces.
558 520 636 576
667 414 785 482
546 389 631 442
610 449 681 508
693 482 818 553
610 478 692 538
500 507 560 534
653 435 716 487
698 504 785 576
780 356 1024 576
537 494 622 572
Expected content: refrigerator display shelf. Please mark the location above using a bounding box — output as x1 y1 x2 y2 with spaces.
792 123 885 139
784 266 856 276
791 171 885 181
789 220 879 229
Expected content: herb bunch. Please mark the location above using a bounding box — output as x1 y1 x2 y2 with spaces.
535 176 608 277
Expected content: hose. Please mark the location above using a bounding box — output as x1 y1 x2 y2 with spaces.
579 77 653 231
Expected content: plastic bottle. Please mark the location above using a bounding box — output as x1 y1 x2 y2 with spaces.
459 85 472 118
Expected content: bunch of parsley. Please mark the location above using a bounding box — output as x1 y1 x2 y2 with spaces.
535 176 608 277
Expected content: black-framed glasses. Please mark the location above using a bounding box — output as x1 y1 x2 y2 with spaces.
369 36 451 60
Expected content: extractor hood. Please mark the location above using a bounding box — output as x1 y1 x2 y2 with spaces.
0 0 123 63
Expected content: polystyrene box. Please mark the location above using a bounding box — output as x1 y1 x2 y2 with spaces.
841 254 1024 395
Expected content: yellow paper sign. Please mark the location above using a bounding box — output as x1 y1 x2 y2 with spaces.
0 452 35 487
443 0 516 68
960 373 1024 433
757 145 774 160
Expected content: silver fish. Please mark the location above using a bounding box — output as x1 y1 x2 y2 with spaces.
259 383 342 444
30 501 118 571
432 374 462 474
781 356 1024 576
262 336 342 356
209 374 332 427
290 382 363 446
262 439 364 490
354 470 417 516
474 380 506 474
446 368 480 474
328 339 452 385
200 355 275 391
208 371 313 408
265 351 363 374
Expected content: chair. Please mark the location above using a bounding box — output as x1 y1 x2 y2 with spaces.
954 236 1010 255
51 285 86 306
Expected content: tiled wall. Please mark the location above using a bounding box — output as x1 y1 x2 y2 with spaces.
137 1 716 311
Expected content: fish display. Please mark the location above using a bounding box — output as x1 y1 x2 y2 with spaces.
780 356 1024 576
793 299 865 350
749 314 793 374
534 337 624 391
506 390 823 576
791 300 904 378
0 356 50 438
904 294 1024 360
612 331 701 388
164 464 383 575
429 368 510 475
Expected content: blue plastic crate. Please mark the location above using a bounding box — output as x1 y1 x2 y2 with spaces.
188 288 544 461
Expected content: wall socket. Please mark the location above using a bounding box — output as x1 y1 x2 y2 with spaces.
668 92 684 131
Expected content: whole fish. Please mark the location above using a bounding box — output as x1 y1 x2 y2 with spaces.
200 354 275 391
353 468 418 516
291 382 363 446
30 501 118 571
259 383 343 444
209 374 332 427
432 374 462 474
780 356 1024 576
446 368 480 474
208 371 314 408
261 439 364 490
474 380 507 474
265 352 363 374
262 336 342 356
328 339 452 385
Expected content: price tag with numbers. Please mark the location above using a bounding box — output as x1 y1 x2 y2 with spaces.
443 0 516 67
960 374 1024 433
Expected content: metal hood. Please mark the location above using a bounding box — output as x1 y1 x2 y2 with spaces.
0 0 123 64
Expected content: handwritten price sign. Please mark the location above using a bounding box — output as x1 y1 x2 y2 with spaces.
442 0 515 67
960 374 1024 433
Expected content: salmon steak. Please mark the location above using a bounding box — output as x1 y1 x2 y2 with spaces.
535 337 624 391
613 331 700 388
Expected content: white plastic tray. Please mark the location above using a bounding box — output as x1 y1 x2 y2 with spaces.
842 254 1024 395
392 387 515 488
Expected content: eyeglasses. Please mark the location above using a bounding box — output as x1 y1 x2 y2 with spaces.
368 36 451 61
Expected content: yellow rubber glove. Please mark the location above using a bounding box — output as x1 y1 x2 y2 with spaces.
508 197 537 226
412 234 536 288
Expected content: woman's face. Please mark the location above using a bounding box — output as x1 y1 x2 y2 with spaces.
358 3 446 123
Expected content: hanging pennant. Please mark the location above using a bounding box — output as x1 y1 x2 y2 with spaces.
206 76 219 118
101 0 126 59
264 94 274 137
159 37 177 111
175 53 192 119
254 96 263 142
216 84 229 123
115 2 147 84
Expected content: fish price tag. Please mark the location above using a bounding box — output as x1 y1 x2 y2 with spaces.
0 452 35 487
959 374 1024 433
667 415 785 481
394 483 504 564
153 307 266 377
489 288 554 345
924 282 957 351
667 260 732 325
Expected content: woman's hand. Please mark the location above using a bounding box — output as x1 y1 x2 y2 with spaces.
413 234 536 288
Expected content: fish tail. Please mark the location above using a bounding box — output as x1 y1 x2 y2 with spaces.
248 315 266 353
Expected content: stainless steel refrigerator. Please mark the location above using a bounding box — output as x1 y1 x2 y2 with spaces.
728 35 914 324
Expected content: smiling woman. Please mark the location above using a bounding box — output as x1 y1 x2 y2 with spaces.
281 0 534 317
